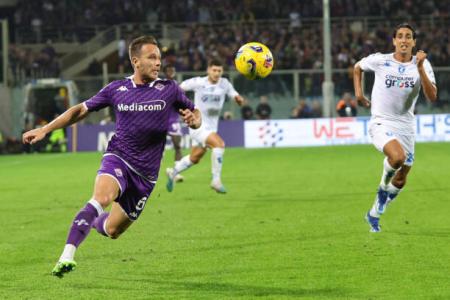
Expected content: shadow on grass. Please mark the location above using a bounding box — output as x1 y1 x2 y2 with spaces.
389 230 450 238
252 187 450 203
98 266 347 297
149 280 345 297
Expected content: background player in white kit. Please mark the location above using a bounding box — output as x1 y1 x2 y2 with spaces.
354 23 437 232
166 59 244 193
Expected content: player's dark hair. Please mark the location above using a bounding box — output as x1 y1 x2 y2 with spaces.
128 35 158 60
393 23 416 39
208 58 224 67
163 64 175 73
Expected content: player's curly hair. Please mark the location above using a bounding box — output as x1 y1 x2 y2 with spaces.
393 23 416 39
128 35 158 60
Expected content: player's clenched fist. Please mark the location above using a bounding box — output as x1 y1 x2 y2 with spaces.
416 50 427 68
23 128 46 144
179 108 201 129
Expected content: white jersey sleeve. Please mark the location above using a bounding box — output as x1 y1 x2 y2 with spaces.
180 77 200 92
224 78 239 99
357 53 384 72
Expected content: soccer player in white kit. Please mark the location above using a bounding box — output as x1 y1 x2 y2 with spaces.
354 23 437 232
166 59 244 193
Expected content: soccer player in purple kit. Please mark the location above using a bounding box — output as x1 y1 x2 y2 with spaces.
22 36 201 277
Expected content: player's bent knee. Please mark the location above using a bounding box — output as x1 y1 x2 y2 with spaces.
390 154 406 168
190 157 201 164
211 139 225 148
190 152 205 164
107 227 124 239
393 175 407 188
109 233 121 240
95 194 117 208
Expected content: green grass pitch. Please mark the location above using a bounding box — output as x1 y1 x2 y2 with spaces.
1 143 449 299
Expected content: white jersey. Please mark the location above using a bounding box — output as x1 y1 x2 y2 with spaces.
357 53 435 135
180 76 239 131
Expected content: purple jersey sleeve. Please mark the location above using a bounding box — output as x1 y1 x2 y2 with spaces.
84 82 114 111
173 85 195 111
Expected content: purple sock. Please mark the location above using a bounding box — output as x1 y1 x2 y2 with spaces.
66 203 99 247
93 212 110 237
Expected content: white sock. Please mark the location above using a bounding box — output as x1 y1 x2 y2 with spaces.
88 199 104 215
369 204 380 218
211 148 224 182
380 157 398 189
173 155 193 176
59 244 76 262
387 182 401 203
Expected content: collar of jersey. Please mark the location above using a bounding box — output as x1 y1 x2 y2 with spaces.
126 75 162 88
391 53 415 65
204 76 221 85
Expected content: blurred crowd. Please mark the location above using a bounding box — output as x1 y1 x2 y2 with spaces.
9 41 60 85
163 18 448 99
12 0 449 71
14 0 449 41
8 0 449 113
10 16 448 86
168 19 449 74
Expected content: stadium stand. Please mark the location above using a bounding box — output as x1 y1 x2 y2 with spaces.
5 0 450 123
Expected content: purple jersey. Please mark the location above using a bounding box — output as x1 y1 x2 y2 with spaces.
168 106 181 126
84 76 194 181
165 79 181 133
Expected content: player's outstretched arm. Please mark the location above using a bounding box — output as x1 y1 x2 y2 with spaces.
179 108 201 129
234 95 245 106
353 64 371 108
23 103 89 144
416 50 437 102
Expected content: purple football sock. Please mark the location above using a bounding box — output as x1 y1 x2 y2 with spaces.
66 203 99 247
93 212 110 237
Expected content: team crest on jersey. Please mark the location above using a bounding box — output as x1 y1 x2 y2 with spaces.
116 86 128 92
398 66 406 74
154 83 165 91
114 168 123 177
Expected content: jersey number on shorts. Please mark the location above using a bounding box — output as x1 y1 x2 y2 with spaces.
136 197 148 211
172 123 181 132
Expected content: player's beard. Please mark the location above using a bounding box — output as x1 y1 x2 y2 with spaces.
141 68 157 83
141 73 152 83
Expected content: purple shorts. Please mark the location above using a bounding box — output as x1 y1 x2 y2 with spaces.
168 109 182 136
168 121 182 136
97 154 155 221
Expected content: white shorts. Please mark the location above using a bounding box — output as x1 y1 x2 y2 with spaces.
189 124 215 147
369 122 415 166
